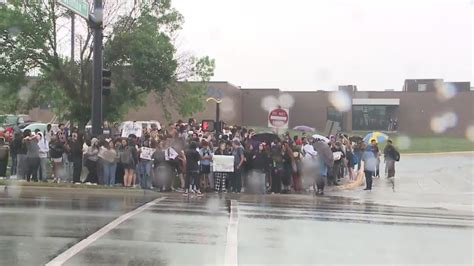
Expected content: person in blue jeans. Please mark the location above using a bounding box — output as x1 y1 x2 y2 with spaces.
102 141 118 186
138 139 154 189
361 143 377 191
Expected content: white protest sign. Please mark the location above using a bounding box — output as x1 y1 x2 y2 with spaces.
121 122 142 138
165 147 179 161
212 155 234 172
140 147 155 160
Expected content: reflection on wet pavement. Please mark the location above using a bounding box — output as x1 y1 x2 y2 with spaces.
65 196 229 266
1 158 473 266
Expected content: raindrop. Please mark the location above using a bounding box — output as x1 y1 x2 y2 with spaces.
444 112 458 128
430 112 458 133
278 94 295 109
465 125 474 142
261 95 279 111
328 90 351 112
435 81 457 101
395 135 411 150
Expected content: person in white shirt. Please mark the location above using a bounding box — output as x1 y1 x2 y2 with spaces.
37 133 50 182
302 138 317 159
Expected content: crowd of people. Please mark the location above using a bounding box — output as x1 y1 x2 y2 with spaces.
0 118 400 196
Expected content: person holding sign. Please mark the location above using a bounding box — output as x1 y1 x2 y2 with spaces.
213 141 232 192
138 137 155 189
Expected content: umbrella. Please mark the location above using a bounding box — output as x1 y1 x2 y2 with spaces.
349 135 363 143
312 134 330 143
363 131 389 143
251 132 279 143
293 125 315 132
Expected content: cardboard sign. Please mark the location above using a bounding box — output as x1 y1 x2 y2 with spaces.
212 155 234 172
140 147 155 160
121 122 142 138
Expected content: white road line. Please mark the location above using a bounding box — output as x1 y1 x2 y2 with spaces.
225 200 239 266
46 197 166 266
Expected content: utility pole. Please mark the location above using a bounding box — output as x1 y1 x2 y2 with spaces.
90 0 103 136
70 12 75 62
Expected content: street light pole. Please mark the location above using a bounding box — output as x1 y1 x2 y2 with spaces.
91 0 103 136
206 97 223 133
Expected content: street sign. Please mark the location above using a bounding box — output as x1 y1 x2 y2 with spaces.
58 0 89 19
268 108 289 128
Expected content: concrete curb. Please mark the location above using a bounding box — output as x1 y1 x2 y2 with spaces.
401 151 474 156
1 182 159 195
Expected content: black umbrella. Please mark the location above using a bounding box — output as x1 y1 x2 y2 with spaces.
251 132 279 143
349 136 363 143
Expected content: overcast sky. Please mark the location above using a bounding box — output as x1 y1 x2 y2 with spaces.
173 0 473 91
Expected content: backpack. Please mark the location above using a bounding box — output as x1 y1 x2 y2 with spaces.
394 149 401 162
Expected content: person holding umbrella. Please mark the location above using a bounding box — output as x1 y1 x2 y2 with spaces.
369 139 381 178
360 142 377 191
313 137 334 195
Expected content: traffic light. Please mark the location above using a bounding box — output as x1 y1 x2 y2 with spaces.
201 120 215 132
102 69 111 96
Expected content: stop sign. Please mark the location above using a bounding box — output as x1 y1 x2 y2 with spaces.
268 108 289 128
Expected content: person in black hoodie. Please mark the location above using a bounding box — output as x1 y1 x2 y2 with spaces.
251 143 270 194
9 132 22 178
70 132 84 184
15 130 29 180
49 135 65 183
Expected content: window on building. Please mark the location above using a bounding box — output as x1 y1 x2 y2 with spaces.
418 84 427 92
352 105 398 131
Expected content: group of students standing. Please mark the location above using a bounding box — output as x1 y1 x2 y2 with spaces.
0 119 400 196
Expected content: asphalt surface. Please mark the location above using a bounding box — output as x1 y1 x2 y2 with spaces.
0 154 473 265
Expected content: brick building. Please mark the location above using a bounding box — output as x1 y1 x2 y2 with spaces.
28 79 474 137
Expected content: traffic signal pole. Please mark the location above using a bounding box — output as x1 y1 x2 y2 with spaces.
91 0 103 136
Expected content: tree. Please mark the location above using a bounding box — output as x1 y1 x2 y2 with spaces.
0 0 215 128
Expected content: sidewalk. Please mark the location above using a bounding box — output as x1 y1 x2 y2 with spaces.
329 153 473 212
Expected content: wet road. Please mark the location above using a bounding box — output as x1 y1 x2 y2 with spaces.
0 187 472 265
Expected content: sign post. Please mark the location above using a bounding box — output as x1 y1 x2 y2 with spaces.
57 0 89 19
268 107 289 129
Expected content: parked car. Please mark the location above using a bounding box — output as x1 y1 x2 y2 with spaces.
0 114 32 127
21 123 59 134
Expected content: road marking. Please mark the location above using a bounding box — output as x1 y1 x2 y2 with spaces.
225 200 239 266
46 197 166 266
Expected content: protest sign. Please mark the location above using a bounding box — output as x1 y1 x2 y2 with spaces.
140 147 155 160
212 155 234 172
121 122 142 138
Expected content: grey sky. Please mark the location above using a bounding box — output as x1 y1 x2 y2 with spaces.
173 0 473 91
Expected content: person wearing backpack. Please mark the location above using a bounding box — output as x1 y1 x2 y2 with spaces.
383 139 400 178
